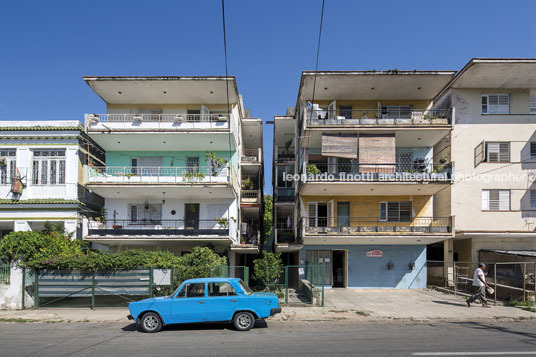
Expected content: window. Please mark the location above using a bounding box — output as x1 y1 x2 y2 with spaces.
186 109 201 122
0 149 16 185
380 201 412 222
176 283 205 298
128 204 162 223
482 190 510 211
339 105 353 119
32 149 66 185
530 95 536 114
531 190 536 208
307 202 329 227
530 142 536 159
381 105 412 119
486 142 510 163
208 282 236 297
186 156 200 173
481 94 509 114
238 280 252 295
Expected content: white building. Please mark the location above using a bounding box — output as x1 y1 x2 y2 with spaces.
82 76 263 265
0 120 104 237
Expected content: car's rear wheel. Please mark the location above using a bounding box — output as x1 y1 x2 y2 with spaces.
233 311 255 331
139 312 162 333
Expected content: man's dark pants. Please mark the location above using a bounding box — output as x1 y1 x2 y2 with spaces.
467 285 488 305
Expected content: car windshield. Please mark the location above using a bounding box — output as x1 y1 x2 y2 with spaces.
238 279 253 295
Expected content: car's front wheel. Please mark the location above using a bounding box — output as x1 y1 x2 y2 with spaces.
233 311 255 331
139 312 162 333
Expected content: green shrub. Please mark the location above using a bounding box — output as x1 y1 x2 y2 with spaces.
253 251 283 290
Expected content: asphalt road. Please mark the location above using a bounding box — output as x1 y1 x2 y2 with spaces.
0 320 534 357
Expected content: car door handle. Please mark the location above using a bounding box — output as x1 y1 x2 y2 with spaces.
198 301 204 304
230 299 237 302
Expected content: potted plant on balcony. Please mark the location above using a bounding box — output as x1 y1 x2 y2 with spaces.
205 151 228 176
306 164 321 180
184 171 206 182
241 177 253 190
216 217 229 229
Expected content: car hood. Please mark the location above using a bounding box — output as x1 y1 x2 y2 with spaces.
130 296 169 305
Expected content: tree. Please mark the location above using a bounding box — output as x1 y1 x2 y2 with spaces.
174 246 227 283
263 194 273 243
253 251 283 290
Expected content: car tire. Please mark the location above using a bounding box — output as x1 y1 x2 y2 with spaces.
139 312 162 333
233 311 255 331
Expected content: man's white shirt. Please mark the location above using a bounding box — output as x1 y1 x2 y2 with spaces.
472 267 485 287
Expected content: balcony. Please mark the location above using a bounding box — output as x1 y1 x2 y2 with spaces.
87 219 229 237
85 113 230 131
241 149 261 164
302 216 453 245
275 146 295 161
306 108 451 127
305 163 452 182
240 189 261 205
276 187 295 202
87 166 230 185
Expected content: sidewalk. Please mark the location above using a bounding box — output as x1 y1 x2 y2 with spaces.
0 289 533 323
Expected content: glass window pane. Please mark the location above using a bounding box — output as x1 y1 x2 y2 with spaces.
59 160 65 184
208 282 236 297
40 161 47 184
50 161 57 184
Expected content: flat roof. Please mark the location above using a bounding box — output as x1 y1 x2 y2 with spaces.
480 249 536 258
435 58 536 100
84 76 240 105
298 70 456 101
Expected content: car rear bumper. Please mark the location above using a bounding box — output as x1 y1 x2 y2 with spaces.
270 307 282 316
127 314 134 321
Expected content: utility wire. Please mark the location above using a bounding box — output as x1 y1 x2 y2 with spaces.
310 0 326 108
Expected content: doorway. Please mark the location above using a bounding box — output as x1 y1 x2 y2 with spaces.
185 203 200 229
332 250 346 288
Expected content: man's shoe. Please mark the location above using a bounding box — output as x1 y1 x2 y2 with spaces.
466 300 471 307
482 304 491 308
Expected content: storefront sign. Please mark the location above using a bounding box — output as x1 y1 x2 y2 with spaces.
366 250 383 258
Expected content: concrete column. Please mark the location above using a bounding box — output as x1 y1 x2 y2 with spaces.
14 221 31 232
443 238 454 286
0 262 33 310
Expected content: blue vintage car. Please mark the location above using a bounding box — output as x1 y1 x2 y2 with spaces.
128 277 281 332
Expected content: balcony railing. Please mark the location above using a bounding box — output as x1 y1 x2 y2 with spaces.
88 219 229 237
241 149 261 163
241 190 261 204
306 109 451 126
305 163 452 182
86 113 230 130
276 147 295 161
276 187 295 201
87 166 230 184
304 216 452 234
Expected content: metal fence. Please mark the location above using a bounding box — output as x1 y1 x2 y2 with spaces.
427 260 536 305
0 263 9 284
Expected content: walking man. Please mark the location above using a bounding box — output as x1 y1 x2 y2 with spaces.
466 263 491 308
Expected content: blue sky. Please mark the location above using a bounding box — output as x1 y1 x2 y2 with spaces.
1 0 535 194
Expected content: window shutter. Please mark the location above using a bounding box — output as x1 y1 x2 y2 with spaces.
387 202 399 221
481 96 488 114
530 95 536 114
308 203 317 227
498 95 509 114
530 142 536 158
487 143 500 162
380 202 387 221
499 190 510 211
399 202 412 221
474 141 486 166
530 190 536 208
482 190 490 210
499 143 510 162
489 190 500 210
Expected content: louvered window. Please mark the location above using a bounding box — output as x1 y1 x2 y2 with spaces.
380 201 412 222
530 190 536 208
486 142 510 163
530 95 536 114
482 94 509 114
482 190 510 211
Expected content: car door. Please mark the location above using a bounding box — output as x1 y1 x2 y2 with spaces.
171 282 206 323
205 282 238 322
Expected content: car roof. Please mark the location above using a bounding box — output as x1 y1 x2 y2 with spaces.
181 277 241 284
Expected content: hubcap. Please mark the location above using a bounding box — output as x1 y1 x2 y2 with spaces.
237 314 252 328
143 315 159 331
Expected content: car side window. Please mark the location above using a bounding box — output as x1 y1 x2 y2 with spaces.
208 282 237 297
176 283 205 298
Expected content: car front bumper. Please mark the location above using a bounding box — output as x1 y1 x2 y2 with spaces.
270 307 282 316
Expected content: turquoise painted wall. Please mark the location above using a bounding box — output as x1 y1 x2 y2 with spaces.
106 151 237 169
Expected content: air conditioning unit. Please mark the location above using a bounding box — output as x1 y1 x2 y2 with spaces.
173 115 184 122
133 115 143 122
217 114 227 122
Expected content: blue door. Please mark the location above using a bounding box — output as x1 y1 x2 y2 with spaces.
171 282 206 323
205 282 238 321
